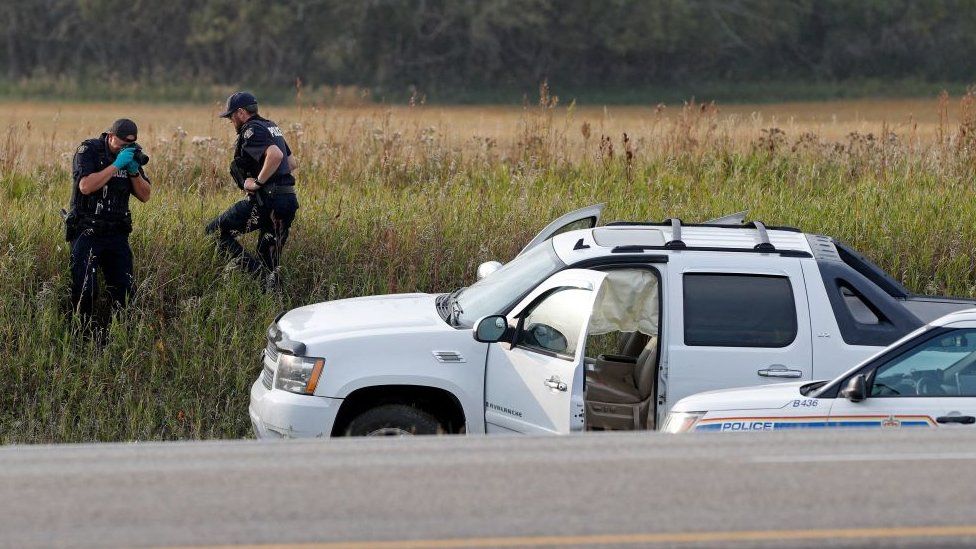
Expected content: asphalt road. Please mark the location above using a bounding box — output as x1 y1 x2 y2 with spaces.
4 430 976 549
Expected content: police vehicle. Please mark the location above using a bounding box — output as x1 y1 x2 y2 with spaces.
663 309 976 433
249 204 976 437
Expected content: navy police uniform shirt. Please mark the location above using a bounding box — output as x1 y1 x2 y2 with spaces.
71 133 150 218
237 116 295 186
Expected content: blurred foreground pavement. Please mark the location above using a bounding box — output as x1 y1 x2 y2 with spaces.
2 430 976 548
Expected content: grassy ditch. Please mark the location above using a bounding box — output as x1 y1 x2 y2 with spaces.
3 93 976 443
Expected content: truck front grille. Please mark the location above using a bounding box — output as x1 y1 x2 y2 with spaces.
265 341 279 362
262 363 274 390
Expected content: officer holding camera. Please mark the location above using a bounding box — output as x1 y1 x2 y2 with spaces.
66 118 151 320
206 91 299 291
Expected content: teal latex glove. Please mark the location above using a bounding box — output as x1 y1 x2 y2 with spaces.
112 147 136 170
126 160 141 176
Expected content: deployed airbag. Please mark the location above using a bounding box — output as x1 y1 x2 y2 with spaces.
588 269 659 336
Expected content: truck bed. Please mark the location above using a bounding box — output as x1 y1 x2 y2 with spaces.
900 296 976 323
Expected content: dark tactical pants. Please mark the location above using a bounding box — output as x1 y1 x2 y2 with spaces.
69 233 133 318
206 193 299 276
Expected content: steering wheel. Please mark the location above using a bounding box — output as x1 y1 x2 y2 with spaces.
916 376 944 396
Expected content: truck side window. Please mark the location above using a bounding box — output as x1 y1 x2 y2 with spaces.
683 274 797 348
840 284 881 325
517 287 592 359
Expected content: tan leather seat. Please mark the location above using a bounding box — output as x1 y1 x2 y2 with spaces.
585 335 658 430
585 331 647 371
616 331 649 358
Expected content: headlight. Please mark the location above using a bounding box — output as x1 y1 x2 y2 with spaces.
661 411 706 434
274 354 325 395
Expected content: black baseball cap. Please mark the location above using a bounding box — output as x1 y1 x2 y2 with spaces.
218 91 258 118
108 118 138 142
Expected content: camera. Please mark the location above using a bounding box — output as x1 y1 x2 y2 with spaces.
124 143 150 166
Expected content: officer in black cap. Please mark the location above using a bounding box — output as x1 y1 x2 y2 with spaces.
66 118 152 321
206 91 299 290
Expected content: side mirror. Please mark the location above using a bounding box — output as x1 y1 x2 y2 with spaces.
474 315 509 343
840 374 867 402
477 261 503 280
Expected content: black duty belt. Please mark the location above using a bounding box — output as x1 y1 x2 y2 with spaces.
265 185 296 195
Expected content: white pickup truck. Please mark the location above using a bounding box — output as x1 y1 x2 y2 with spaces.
249 204 976 438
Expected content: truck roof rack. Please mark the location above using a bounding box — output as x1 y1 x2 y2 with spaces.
601 215 807 256
610 244 811 258
663 218 686 249
750 221 776 252
605 220 802 233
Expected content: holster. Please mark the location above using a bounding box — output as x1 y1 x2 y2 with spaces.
61 208 80 242
229 159 247 191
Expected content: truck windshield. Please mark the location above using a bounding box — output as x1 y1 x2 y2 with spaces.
455 242 565 327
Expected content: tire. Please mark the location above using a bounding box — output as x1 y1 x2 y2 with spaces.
343 404 446 437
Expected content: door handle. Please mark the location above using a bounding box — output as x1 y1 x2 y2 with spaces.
936 415 976 424
757 365 803 379
544 376 568 392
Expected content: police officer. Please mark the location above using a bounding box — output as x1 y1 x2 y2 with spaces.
206 92 299 290
67 118 152 320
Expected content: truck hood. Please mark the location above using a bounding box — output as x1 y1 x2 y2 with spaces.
672 381 817 413
276 293 447 344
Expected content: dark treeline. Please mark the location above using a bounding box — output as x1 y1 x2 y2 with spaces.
3 0 976 100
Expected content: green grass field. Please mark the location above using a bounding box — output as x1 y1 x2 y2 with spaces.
3 94 976 443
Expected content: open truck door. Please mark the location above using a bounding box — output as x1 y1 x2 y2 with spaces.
479 269 608 434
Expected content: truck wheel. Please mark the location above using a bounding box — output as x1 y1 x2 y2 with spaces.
344 404 446 436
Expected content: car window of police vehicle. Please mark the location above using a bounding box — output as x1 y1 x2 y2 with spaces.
518 287 591 358
871 328 976 397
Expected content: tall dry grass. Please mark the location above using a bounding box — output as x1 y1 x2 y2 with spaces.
3 91 976 442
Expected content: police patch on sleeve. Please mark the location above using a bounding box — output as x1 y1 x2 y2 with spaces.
77 145 87 154
243 127 254 139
